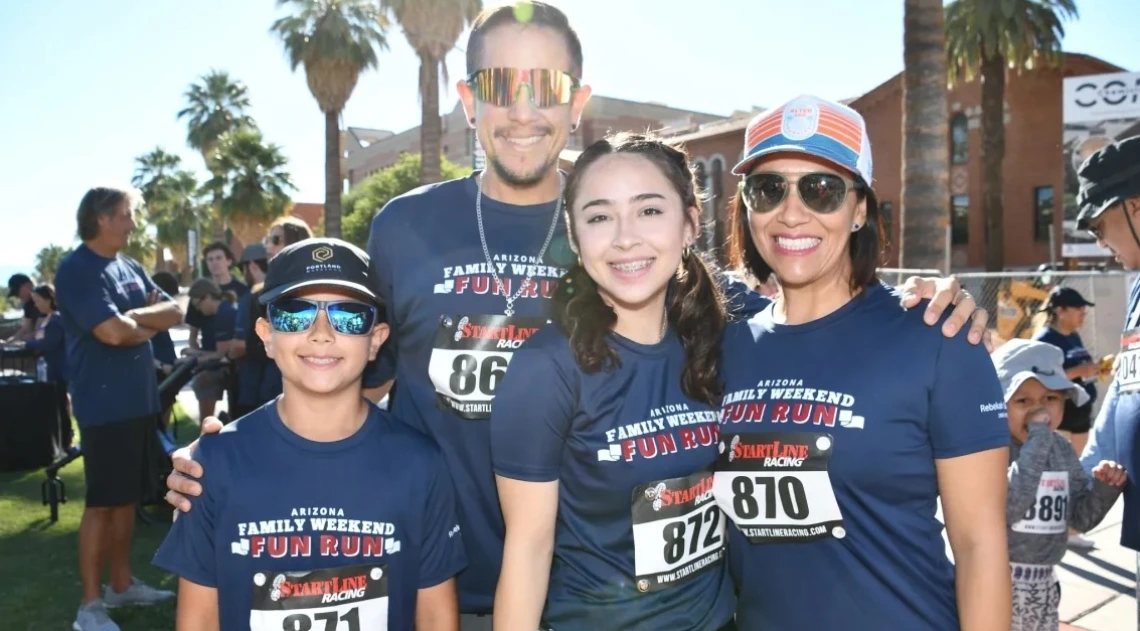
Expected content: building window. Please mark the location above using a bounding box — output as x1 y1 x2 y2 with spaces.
880 201 893 240
1034 186 1054 242
950 113 968 165
951 195 969 245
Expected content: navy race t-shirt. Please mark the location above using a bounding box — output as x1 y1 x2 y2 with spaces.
1034 326 1097 408
55 245 168 427
153 402 466 631
714 283 1008 631
364 173 576 612
491 325 735 630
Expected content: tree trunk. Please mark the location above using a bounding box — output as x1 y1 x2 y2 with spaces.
420 55 442 185
980 52 1006 272
900 0 949 272
324 108 343 239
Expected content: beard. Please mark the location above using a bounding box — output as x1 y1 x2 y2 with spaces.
488 152 559 189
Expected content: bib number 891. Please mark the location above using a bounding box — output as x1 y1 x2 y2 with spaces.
732 475 809 520
1023 495 1067 523
662 504 722 564
282 608 359 631
450 353 508 397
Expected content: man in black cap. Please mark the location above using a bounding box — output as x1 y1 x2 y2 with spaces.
1076 134 1140 623
5 272 40 342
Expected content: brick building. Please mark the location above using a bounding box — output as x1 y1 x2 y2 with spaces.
344 96 727 187
670 53 1125 270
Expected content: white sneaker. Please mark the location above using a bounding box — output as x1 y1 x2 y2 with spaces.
102 577 175 608
73 600 121 631
1068 533 1097 549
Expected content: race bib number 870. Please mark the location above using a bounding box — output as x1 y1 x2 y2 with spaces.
250 564 388 631
427 314 547 420
713 432 845 544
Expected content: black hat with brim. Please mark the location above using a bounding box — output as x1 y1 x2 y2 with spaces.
1076 135 1140 230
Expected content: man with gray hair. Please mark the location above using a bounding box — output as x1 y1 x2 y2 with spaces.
55 186 184 631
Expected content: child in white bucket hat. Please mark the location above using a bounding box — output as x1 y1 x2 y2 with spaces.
993 339 1126 630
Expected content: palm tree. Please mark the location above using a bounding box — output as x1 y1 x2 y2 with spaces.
35 245 71 283
900 0 950 272
945 0 1077 273
177 70 258 240
131 148 183 202
271 0 389 239
207 127 296 225
382 0 482 185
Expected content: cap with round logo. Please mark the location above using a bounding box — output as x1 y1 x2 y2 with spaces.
258 238 380 305
732 94 874 185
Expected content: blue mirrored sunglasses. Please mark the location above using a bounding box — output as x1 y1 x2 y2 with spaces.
266 298 377 336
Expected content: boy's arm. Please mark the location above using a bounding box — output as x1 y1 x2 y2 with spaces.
1067 450 1123 533
175 578 220 631
1007 423 1053 524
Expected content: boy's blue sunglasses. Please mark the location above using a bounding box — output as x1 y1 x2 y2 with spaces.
266 298 377 336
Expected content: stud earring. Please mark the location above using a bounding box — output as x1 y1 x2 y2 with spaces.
851 223 861 232
469 117 476 126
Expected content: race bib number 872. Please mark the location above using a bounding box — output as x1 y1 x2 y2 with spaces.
427 314 547 420
250 564 388 631
630 469 724 593
713 432 845 544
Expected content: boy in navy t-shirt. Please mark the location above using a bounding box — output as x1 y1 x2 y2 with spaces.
154 239 466 631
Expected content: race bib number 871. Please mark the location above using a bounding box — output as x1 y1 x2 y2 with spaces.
713 432 845 544
250 564 388 631
427 314 547 420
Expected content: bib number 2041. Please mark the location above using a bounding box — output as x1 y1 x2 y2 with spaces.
427 314 547 420
713 432 845 544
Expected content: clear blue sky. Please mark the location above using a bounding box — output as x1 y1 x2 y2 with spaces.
0 0 1136 278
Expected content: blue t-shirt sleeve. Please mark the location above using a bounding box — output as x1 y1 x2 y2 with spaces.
928 326 1010 459
214 303 238 342
490 345 576 482
185 304 208 329
233 294 250 340
56 266 120 333
363 207 398 388
416 445 467 588
152 439 221 587
28 316 65 353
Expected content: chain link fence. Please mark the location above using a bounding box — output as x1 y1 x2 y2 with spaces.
881 268 1138 418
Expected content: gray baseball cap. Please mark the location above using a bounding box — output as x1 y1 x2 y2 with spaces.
990 339 1089 406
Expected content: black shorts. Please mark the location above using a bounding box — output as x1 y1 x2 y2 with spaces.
81 415 166 507
1059 400 1093 434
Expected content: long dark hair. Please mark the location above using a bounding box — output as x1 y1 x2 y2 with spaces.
552 133 726 406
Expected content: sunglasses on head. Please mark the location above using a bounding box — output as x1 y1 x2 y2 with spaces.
466 68 579 109
741 172 863 215
267 298 378 336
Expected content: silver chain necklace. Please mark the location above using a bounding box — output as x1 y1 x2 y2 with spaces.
475 170 565 317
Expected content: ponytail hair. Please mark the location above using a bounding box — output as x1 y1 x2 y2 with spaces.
552 132 726 407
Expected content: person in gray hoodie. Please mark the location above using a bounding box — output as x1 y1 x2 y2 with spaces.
993 339 1128 631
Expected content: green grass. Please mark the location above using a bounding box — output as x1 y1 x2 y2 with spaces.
0 407 198 630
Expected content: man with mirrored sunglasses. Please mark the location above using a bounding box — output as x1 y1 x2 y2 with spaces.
166 3 992 628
